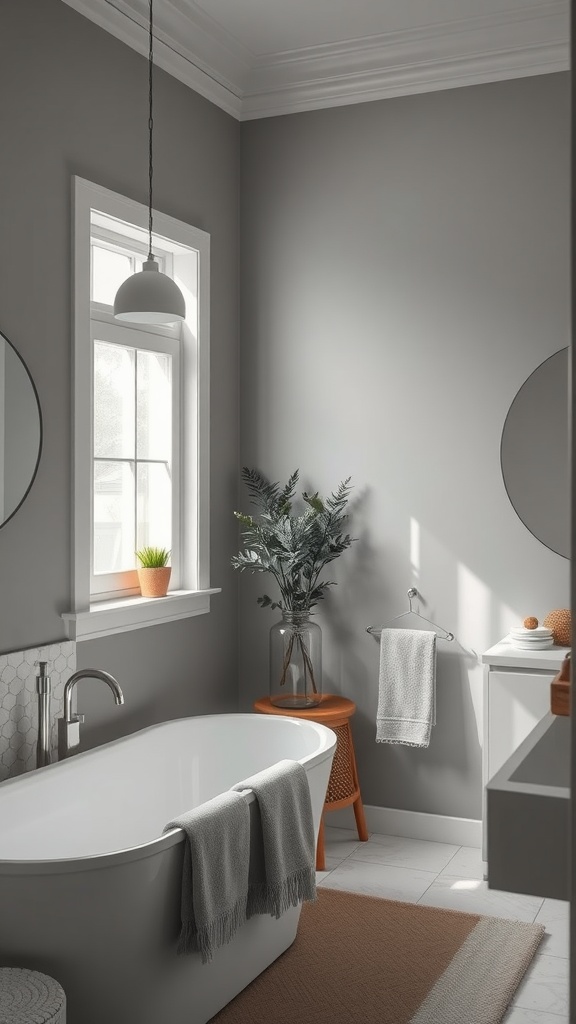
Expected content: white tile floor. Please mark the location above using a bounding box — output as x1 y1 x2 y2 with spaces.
317 825 570 1023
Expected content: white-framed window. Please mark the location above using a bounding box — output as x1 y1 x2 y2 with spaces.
90 322 180 599
63 177 220 640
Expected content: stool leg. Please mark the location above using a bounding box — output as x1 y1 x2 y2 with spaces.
346 721 369 842
316 814 326 870
353 795 369 842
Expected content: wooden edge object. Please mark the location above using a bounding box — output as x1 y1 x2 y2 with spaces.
551 653 571 716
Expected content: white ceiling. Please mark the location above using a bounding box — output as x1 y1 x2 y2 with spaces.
61 0 569 120
193 0 551 52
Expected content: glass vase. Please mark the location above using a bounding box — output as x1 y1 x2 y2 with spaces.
269 611 322 708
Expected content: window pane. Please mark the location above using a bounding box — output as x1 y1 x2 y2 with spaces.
137 463 171 555
94 342 135 459
92 245 133 305
93 461 135 574
137 350 172 460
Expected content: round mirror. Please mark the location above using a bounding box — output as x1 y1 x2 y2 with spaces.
0 330 42 528
501 347 569 558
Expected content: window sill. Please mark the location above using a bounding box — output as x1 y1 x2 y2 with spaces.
62 588 221 641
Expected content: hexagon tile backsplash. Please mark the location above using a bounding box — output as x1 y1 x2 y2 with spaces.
0 641 76 781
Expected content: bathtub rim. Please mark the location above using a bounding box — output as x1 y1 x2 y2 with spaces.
0 713 336 876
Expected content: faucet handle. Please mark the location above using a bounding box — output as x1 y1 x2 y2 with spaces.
36 661 50 694
58 716 83 759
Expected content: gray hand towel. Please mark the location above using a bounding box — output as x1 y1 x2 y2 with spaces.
232 758 316 919
163 789 250 962
376 628 437 747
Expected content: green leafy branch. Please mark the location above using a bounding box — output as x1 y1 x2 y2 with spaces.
231 468 355 612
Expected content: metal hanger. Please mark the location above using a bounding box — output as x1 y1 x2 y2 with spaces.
367 588 455 642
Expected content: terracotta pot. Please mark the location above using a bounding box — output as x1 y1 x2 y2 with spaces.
137 566 171 598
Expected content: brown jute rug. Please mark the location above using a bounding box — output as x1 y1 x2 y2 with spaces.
210 888 544 1024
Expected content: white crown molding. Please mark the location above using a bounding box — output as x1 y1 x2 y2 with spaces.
242 52 568 121
60 0 244 118
243 2 569 119
166 0 254 72
60 0 569 121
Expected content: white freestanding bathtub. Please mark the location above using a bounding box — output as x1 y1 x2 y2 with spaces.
0 713 336 1024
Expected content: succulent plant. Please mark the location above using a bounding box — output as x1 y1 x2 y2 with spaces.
135 546 171 569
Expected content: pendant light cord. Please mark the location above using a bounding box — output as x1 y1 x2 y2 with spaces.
147 0 154 260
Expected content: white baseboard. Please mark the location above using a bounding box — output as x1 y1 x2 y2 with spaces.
326 804 482 849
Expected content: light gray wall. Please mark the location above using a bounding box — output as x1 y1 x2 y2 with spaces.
0 0 240 744
0 1 569 817
239 73 570 820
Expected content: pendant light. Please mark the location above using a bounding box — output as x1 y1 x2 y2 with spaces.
114 0 186 324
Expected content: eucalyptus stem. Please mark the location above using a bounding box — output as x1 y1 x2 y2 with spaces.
279 632 296 687
305 518 331 604
277 624 318 696
298 632 319 694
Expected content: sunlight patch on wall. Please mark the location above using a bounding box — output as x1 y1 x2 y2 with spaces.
498 599 522 641
457 563 491 657
457 562 490 745
410 516 420 585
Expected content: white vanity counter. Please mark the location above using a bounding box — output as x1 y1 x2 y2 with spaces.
482 638 567 671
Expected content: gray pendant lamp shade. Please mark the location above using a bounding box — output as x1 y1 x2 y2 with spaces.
113 0 186 325
114 259 185 323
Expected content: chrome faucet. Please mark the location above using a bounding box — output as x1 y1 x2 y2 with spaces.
57 669 125 760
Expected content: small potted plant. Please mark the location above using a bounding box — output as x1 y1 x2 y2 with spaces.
135 546 171 598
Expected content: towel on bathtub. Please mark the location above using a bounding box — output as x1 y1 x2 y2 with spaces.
232 758 316 919
376 628 437 747
162 789 250 962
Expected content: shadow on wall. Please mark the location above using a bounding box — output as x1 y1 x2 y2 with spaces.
80 702 135 753
77 665 235 755
352 646 482 819
317 499 545 821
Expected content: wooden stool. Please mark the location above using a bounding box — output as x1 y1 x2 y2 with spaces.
0 967 66 1023
253 694 368 870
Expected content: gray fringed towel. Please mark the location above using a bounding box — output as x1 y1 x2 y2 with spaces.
232 758 316 919
376 627 437 747
163 789 250 962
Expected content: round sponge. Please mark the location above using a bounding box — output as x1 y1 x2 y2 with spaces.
543 609 571 646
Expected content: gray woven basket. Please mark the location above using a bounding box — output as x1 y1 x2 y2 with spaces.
0 967 66 1023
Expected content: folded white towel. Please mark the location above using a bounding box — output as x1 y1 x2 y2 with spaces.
376 628 437 747
232 758 316 919
163 789 250 962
